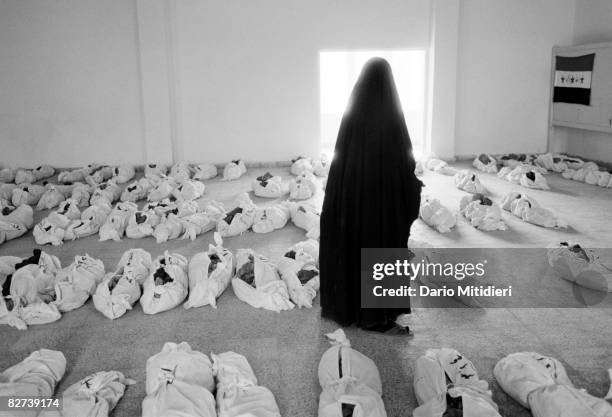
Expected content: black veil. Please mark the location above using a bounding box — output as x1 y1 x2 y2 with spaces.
319 57 422 329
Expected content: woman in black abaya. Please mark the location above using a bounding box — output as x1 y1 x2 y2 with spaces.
319 57 422 333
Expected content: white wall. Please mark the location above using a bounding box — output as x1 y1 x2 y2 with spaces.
0 0 144 168
562 0 612 163
454 0 575 157
173 0 431 163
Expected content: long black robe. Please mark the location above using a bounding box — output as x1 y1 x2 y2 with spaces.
319 58 422 329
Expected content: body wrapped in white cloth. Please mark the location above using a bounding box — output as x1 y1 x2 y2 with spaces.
212 351 282 417
140 252 189 314
99 202 138 242
472 154 498 173
144 163 168 182
180 200 225 240
500 192 566 228
289 172 317 200
223 159 247 180
291 156 314 176
185 233 234 309
494 352 612 417
277 254 319 308
459 194 507 231
252 203 290 234
289 202 320 237
192 163 218 180
251 172 284 198
0 349 66 413
12 184 45 207
419 196 456 233
413 348 501 417
112 165 135 184
0 205 33 245
547 242 612 292
232 249 294 312
41 370 135 417
317 329 387 417
455 170 486 194
142 342 216 417
217 193 257 237
424 158 457 176
53 254 105 312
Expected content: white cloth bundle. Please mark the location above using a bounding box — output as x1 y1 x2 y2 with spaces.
284 239 319 266
1 299 62 330
313 157 330 177
86 166 114 185
142 342 216 417
120 178 153 202
174 200 199 217
144 163 168 182
112 164 135 184
153 214 184 243
37 186 66 210
53 254 105 312
585 169 610 186
498 153 536 168
291 156 314 176
64 204 110 240
45 370 135 417
169 162 192 183
472 154 498 173
58 167 89 184
317 329 387 417
419 196 456 233
223 159 247 180
141 252 189 314
90 181 121 207
117 248 152 285
144 200 177 218
459 194 507 231
217 193 257 237
252 172 284 198
12 184 45 206
15 169 36 185
172 180 205 201
289 172 317 200
500 192 566 228
424 158 457 176
0 256 21 285
147 179 177 202
289 202 320 237
34 213 69 246
180 200 225 240
32 165 55 181
125 210 158 239
547 242 612 292
185 233 234 309
455 170 486 194
232 249 293 312
93 271 141 320
413 348 501 417
193 163 218 180
99 202 138 242
534 153 569 173
277 256 319 308
563 156 586 170
212 351 282 417
0 167 16 183
252 203 290 234
10 264 56 306
519 170 549 190
70 183 92 207
0 205 33 243
52 200 80 222
494 352 612 417
565 163 599 182
0 184 17 201
0 349 66 402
